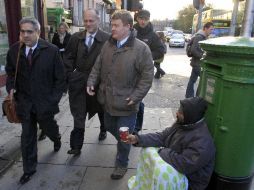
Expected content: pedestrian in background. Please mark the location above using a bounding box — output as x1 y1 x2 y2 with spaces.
5 17 66 185
133 9 165 135
154 31 166 79
185 22 214 98
64 9 109 156
87 10 154 180
52 22 71 58
127 97 215 190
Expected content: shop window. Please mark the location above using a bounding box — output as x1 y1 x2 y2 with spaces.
21 0 35 17
0 0 8 71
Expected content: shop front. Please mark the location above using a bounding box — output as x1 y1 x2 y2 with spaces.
0 0 46 87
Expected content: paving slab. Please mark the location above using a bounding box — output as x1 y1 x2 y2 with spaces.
0 161 87 190
65 143 141 169
80 167 136 190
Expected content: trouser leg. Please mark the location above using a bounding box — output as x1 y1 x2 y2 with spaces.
185 66 200 98
70 127 85 150
154 62 160 78
104 112 136 168
21 113 38 174
134 102 144 133
68 87 87 150
98 112 106 132
154 62 165 78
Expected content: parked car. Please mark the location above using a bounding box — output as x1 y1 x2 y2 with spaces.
166 30 184 42
171 30 184 36
169 34 185 48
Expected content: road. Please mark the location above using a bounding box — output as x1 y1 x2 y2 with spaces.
162 43 192 77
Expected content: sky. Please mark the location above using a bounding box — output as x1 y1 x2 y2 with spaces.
142 0 235 20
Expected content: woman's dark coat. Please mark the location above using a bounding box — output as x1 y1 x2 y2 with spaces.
52 32 71 50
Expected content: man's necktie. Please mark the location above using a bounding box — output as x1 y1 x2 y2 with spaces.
27 48 33 65
87 35 93 49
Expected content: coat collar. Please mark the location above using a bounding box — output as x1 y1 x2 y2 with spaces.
76 29 106 43
108 29 136 48
20 39 49 60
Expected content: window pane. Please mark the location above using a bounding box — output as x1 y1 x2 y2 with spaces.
0 0 8 70
21 0 35 17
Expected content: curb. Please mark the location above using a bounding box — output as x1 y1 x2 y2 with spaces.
0 137 21 176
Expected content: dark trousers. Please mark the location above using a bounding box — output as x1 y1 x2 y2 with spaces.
134 102 144 133
98 112 106 132
185 66 201 98
104 111 136 168
21 112 60 174
68 74 87 150
69 92 105 149
154 62 165 78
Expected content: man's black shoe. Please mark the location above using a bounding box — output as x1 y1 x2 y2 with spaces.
19 171 36 185
38 131 46 141
154 72 160 79
98 131 107 141
160 71 165 77
67 149 81 156
54 136 61 152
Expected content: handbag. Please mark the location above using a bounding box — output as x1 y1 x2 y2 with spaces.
2 42 22 123
2 94 20 123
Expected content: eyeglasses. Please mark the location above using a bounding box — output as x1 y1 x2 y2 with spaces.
20 30 35 34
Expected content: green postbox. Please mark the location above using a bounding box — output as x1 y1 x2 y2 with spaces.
199 37 254 189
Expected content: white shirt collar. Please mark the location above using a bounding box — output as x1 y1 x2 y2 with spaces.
25 42 38 56
118 35 129 47
86 31 97 38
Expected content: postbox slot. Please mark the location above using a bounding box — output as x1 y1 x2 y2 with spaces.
206 63 222 73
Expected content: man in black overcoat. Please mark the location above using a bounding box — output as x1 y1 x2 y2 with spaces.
5 17 66 184
63 9 110 156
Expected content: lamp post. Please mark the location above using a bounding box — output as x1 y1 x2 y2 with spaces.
241 0 254 37
193 0 205 31
230 0 240 36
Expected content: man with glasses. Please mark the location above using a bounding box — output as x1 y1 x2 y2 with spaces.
5 17 66 184
63 9 109 156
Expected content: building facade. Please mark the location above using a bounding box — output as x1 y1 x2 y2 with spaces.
0 0 47 87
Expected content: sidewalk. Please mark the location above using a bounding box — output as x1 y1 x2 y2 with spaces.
0 77 177 190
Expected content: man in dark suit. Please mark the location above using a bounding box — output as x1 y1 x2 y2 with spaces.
64 9 110 156
5 17 66 184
